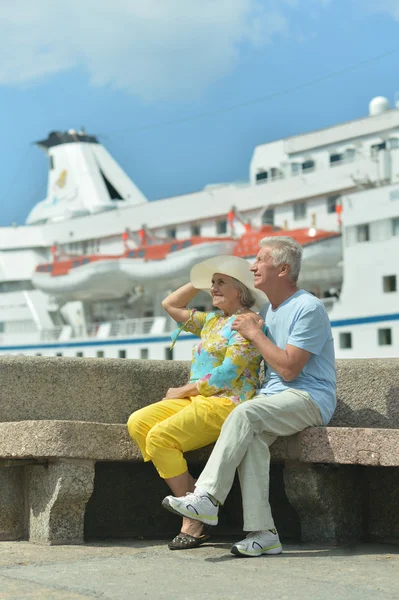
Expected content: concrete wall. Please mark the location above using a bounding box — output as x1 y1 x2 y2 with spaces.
1 356 398 544
0 356 398 428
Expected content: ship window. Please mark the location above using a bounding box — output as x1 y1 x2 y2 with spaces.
371 141 386 154
393 218 399 236
256 170 268 183
76 352 84 357
119 350 126 358
330 153 342 165
0 322 4 333
170 243 179 252
140 348 149 359
100 169 123 200
191 224 201 236
182 240 192 249
302 159 315 172
165 347 174 360
35 353 42 356
344 148 356 161
46 265 53 272
293 202 307 220
49 156 54 170
339 332 352 349
138 249 145 258
56 353 63 357
291 162 301 175
216 219 227 234
390 190 399 201
270 167 282 180
262 208 274 225
82 258 90 265
168 228 177 239
128 250 136 258
0 280 34 292
97 350 105 358
327 195 340 213
378 328 392 346
383 275 397 293
73 261 80 268
356 224 370 242
389 137 399 149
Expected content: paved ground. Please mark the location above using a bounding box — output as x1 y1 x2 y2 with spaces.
0 539 398 600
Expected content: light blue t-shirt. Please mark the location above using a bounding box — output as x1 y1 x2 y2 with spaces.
259 290 336 424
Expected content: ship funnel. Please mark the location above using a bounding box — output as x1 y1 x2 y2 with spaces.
26 130 147 225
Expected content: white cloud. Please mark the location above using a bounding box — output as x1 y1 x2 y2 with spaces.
0 0 328 101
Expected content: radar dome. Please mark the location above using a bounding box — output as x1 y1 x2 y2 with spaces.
369 96 390 116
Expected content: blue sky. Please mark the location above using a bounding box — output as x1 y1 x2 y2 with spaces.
0 0 399 227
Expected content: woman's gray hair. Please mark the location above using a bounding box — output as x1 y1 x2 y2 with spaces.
260 236 303 283
230 277 256 308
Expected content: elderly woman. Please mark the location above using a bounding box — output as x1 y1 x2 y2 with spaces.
127 255 266 550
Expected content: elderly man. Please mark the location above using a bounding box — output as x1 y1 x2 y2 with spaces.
163 236 336 557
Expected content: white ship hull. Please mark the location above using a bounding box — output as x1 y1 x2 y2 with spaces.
1 96 399 361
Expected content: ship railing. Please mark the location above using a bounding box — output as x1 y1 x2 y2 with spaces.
109 318 158 337
41 328 63 341
39 317 171 342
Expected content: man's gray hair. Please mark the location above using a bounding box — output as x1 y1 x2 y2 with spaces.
259 236 303 283
231 278 256 308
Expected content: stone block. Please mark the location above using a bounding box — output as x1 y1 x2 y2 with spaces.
27 459 95 545
0 421 141 462
0 465 25 541
298 427 399 466
0 356 190 424
333 359 399 428
283 461 364 544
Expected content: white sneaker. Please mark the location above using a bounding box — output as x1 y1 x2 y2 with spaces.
231 530 283 557
162 492 219 526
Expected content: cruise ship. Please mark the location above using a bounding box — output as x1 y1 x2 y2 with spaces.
0 96 398 360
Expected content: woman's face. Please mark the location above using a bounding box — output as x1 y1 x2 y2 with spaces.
210 272 241 313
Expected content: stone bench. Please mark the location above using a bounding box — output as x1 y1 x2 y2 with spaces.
1 419 398 545
0 356 398 545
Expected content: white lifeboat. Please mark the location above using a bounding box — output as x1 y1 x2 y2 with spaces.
121 238 236 289
32 236 236 301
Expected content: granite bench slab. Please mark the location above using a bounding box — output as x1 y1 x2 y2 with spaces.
1 421 398 546
0 420 397 467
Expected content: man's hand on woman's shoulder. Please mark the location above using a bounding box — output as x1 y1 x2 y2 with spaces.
232 313 265 342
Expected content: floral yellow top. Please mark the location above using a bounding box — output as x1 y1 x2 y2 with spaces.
172 309 262 404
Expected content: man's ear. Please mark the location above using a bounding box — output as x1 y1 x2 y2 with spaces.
278 263 290 278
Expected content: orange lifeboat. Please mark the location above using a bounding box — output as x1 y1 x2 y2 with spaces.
233 225 340 258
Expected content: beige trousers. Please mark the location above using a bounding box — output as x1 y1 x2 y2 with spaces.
196 389 323 531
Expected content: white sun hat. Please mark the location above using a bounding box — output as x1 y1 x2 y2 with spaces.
190 255 267 312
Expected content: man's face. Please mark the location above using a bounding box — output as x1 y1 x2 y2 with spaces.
250 246 284 292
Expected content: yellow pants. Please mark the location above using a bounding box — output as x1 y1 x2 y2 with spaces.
127 395 236 479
